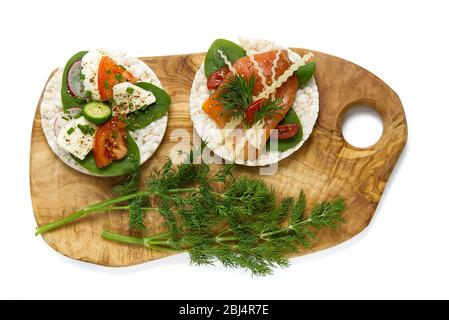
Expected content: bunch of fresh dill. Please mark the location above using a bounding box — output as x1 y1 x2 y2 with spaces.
216 74 256 120
35 150 346 276
215 74 284 127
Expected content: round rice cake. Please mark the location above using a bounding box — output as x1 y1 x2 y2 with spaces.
40 49 167 176
189 38 319 166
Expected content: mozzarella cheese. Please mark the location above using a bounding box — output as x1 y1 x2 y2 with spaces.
81 49 104 101
112 82 156 114
57 117 96 160
41 50 167 176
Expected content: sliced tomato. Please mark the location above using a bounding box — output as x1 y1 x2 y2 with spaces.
244 99 264 125
207 67 230 90
93 117 128 168
276 124 299 140
98 56 138 101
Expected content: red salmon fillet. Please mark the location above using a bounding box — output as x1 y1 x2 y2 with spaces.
202 50 299 132
232 50 299 128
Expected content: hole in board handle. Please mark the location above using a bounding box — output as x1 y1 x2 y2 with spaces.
341 105 384 149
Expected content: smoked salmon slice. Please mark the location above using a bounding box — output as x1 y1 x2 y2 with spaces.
202 50 299 132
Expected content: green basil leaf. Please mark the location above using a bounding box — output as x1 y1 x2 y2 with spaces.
294 62 316 87
74 133 140 176
61 51 88 111
125 82 171 131
204 39 246 78
266 108 303 152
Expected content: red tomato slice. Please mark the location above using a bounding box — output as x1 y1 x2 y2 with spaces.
93 117 128 168
245 99 264 125
207 67 231 90
276 124 299 140
98 56 138 101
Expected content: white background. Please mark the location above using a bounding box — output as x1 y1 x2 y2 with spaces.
1 0 448 300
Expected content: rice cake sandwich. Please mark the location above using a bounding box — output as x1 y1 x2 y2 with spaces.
41 49 170 176
190 38 319 166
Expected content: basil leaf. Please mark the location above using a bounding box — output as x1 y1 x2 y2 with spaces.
204 39 246 78
125 82 171 131
74 133 140 176
61 51 88 111
294 62 316 87
266 108 303 152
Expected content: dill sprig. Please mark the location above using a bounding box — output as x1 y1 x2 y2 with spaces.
252 98 284 125
215 74 284 127
112 169 146 230
35 152 346 276
216 74 255 120
112 169 140 196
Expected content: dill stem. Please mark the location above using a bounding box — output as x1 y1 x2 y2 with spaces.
260 228 289 239
145 231 171 240
101 230 145 246
211 191 225 198
101 230 180 252
106 206 160 211
260 218 313 239
35 187 199 236
215 229 233 239
216 235 239 243
35 190 152 236
147 245 180 253
167 187 200 194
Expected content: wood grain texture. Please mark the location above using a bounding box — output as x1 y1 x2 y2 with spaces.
30 49 407 267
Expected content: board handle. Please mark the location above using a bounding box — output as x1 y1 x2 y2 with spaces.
303 49 408 156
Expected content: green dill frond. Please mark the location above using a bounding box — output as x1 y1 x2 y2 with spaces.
213 163 236 182
263 196 294 223
147 163 207 193
223 177 276 216
43 146 346 277
174 163 204 186
161 157 173 175
267 234 300 253
159 195 179 238
252 98 284 126
128 197 146 231
290 190 306 225
216 74 256 120
290 225 314 248
309 197 346 228
179 199 207 230
90 162 346 276
189 246 216 266
188 140 208 163
252 242 291 267
112 169 140 196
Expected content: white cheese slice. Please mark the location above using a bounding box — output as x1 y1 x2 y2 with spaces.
57 117 96 160
112 82 156 114
81 49 104 101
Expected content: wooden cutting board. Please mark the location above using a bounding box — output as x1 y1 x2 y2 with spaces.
30 49 407 267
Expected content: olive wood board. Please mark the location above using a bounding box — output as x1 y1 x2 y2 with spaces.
30 49 407 267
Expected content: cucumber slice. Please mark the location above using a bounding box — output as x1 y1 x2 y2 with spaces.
82 102 112 125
